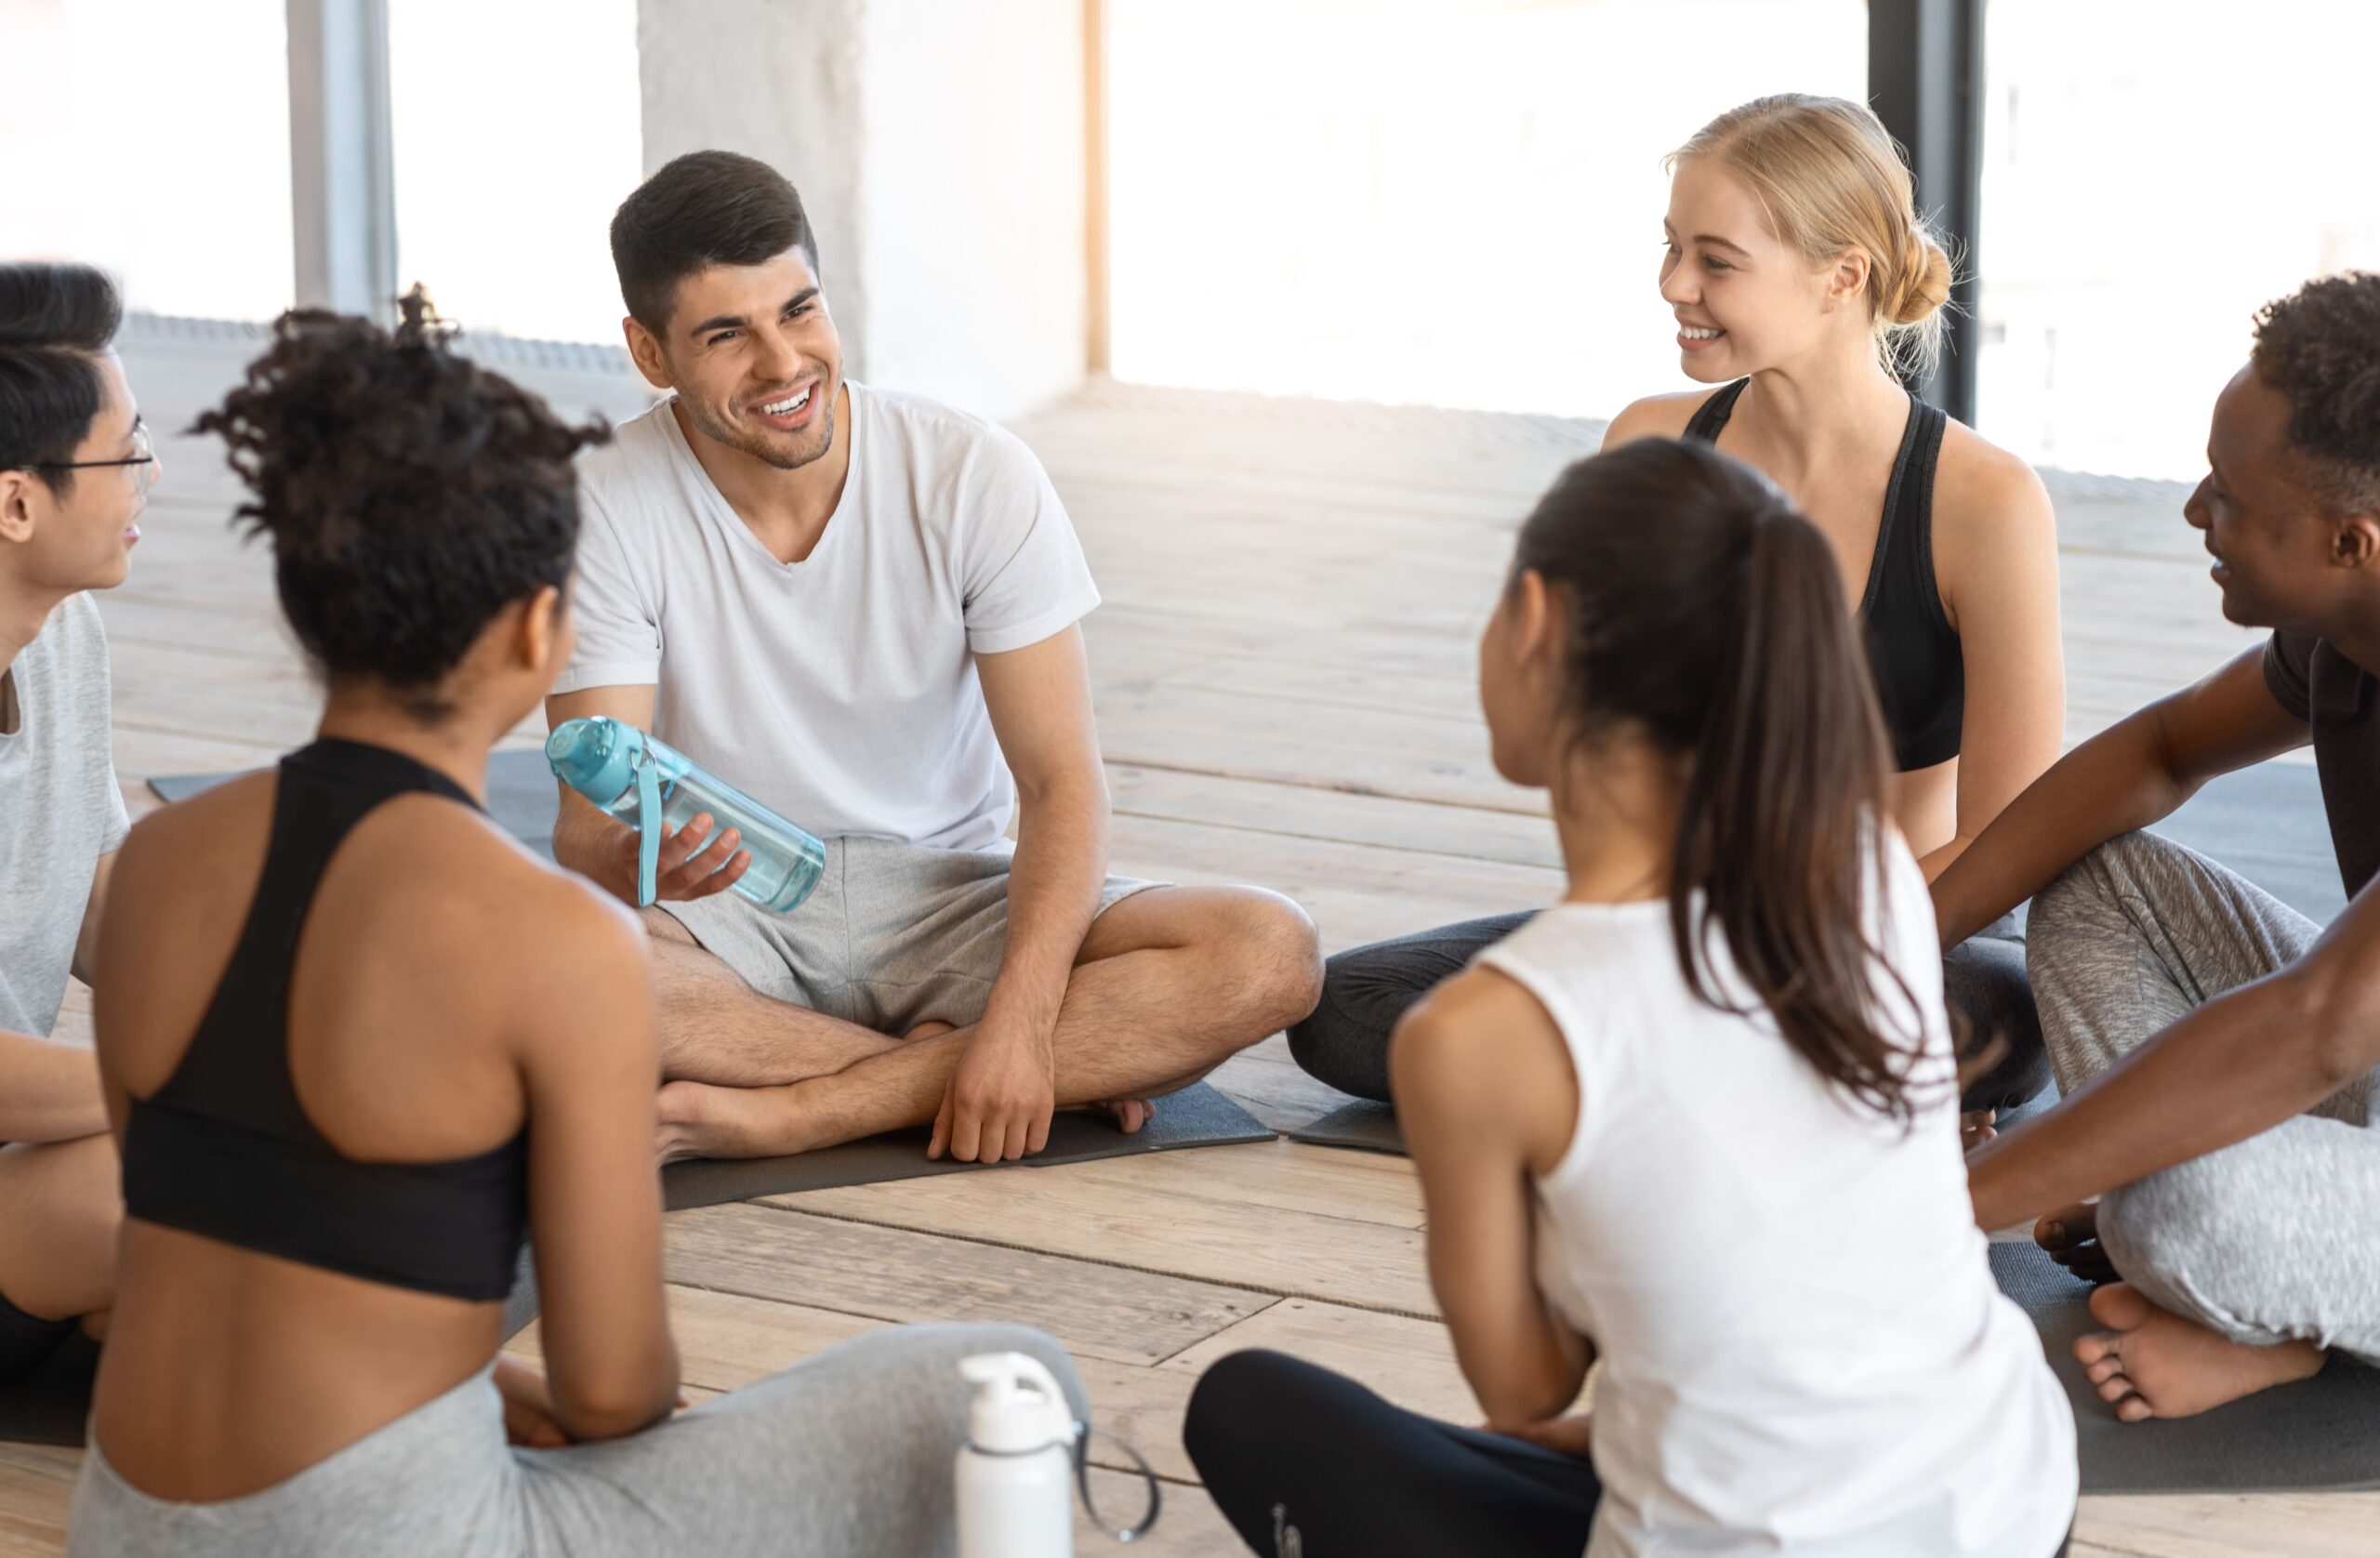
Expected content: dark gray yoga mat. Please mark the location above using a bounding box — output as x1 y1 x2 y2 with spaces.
150 746 561 856
663 1081 1275 1210
1990 1240 2380 1493
0 1332 99 1447
1286 1099 1404 1155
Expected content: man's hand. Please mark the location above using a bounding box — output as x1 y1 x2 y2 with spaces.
929 1014 1058 1163
607 812 752 903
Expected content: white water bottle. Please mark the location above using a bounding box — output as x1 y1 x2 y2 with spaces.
955 1352 1077 1558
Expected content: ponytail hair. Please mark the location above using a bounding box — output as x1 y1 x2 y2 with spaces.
1515 439 1933 1122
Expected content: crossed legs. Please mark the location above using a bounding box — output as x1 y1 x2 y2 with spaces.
0 1133 119 1373
649 884 1322 1159
2025 829 2380 1419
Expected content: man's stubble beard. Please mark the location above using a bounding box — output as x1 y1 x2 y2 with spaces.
683 394 838 474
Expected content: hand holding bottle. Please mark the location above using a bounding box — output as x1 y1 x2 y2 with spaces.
602 808 752 904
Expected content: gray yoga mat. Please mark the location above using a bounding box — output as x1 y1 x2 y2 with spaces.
150 746 561 856
663 1081 1275 1210
1990 1240 2380 1493
1286 1099 1404 1155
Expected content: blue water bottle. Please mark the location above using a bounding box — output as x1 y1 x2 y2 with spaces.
545 717 826 913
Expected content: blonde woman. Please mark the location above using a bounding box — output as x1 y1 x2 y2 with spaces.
1291 94 2065 1132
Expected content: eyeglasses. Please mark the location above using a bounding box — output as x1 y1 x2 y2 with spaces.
27 419 157 483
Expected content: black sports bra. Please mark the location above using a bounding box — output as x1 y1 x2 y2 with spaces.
121 739 529 1301
1685 378 1964 772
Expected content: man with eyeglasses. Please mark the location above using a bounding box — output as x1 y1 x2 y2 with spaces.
0 261 156 1389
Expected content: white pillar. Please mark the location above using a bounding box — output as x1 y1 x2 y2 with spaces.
285 0 398 320
635 0 1088 422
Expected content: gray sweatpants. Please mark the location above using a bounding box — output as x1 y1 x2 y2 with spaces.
69 1324 1087 1558
2027 830 2380 1366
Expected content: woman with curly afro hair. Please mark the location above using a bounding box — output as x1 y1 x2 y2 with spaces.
73 296 1087 1558
1938 270 2380 1422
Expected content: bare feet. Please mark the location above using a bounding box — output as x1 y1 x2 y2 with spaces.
1098 1097 1157 1133
2075 1282 2326 1421
2035 1202 2118 1284
655 1078 832 1163
910 1022 1153 1134
654 1076 1158 1162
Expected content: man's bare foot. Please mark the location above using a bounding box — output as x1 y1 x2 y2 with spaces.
1961 1108 1998 1154
1097 1098 1156 1133
2034 1201 2119 1283
2075 1282 2326 1421
655 1078 836 1163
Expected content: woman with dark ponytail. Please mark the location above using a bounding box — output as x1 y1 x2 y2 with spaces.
73 299 1086 1558
1185 440 2074 1558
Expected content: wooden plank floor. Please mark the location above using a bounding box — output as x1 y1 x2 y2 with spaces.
22 335 2363 1556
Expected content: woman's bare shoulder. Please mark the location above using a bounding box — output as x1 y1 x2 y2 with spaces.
1603 389 1722 449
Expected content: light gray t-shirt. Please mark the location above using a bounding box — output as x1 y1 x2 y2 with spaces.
0 592 129 1038
556 385 1101 850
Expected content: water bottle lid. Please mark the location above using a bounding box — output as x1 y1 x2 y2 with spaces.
545 717 641 809
959 1352 1076 1455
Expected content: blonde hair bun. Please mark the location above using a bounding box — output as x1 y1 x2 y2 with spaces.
1892 233 1953 325
1670 94 1954 377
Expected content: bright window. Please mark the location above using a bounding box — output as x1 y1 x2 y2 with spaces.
1106 0 1868 417
387 0 642 343
1975 0 2380 479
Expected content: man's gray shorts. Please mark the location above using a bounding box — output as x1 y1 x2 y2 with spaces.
660 836 1161 1033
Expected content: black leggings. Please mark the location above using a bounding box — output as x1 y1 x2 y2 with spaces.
1183 1351 1605 1557
1288 912 2050 1113
1184 1351 2073 1558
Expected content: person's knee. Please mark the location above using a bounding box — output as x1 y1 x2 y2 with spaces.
2097 1142 2265 1287
1212 889 1325 1043
3 1134 122 1319
845 1321 1090 1429
1945 936 2048 1112
639 904 697 945
1183 1350 1305 1479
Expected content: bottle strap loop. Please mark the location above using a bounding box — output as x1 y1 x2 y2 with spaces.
1072 1422 1161 1543
632 745 662 908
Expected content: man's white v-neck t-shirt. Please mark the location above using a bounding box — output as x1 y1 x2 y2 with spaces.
556 385 1101 851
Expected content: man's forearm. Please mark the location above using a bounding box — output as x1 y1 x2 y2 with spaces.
1934 712 2190 947
1968 960 2367 1230
982 779 1109 1037
0 1031 110 1142
553 792 636 905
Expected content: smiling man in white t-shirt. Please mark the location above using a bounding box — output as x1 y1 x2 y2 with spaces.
549 152 1322 1164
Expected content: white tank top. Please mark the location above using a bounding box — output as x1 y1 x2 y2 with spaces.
1478 838 2075 1558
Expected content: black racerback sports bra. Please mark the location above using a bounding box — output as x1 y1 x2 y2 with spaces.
1685 377 1963 772
121 739 529 1301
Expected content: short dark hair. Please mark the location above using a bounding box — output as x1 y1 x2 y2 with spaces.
192 294 611 720
0 263 125 495
610 151 820 332
2253 271 2380 515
